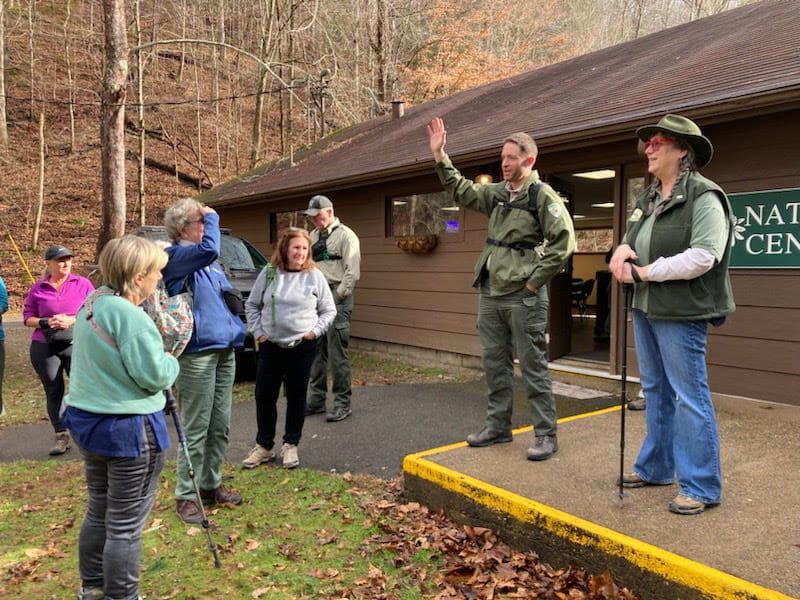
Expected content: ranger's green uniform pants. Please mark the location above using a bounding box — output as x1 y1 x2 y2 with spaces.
478 284 556 436
308 290 353 411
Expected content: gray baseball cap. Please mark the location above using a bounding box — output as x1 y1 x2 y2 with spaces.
304 195 333 216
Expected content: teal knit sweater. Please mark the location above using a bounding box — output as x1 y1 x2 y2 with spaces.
66 289 180 415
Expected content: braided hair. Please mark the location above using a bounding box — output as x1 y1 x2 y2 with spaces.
645 138 697 207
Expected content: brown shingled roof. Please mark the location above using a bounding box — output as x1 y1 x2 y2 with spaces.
202 0 800 207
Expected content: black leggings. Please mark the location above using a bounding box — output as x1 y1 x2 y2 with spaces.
254 339 318 449
30 340 72 433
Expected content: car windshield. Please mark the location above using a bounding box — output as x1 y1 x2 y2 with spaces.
220 235 268 270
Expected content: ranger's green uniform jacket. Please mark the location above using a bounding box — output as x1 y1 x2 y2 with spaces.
435 155 575 296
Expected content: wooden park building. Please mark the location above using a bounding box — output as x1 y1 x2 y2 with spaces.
202 0 800 407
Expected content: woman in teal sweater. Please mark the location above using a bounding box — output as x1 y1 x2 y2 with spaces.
64 236 180 600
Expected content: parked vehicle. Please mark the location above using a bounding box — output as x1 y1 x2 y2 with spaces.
137 226 268 379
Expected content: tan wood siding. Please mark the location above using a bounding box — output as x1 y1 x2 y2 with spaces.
218 109 800 406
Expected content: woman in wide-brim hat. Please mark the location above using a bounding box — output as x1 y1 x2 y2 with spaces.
609 113 736 516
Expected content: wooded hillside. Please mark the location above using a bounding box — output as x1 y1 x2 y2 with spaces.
0 0 742 309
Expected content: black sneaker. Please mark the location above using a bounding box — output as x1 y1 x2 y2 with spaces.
326 407 352 422
305 405 326 416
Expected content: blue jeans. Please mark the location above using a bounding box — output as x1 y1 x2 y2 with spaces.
78 420 164 600
631 310 721 504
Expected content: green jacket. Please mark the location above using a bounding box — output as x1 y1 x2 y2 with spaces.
435 155 575 295
65 289 180 415
625 171 736 320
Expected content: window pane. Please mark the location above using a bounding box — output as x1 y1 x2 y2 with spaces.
389 192 460 236
275 210 310 232
575 228 613 253
627 177 645 216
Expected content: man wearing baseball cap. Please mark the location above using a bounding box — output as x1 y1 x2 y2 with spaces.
304 195 361 422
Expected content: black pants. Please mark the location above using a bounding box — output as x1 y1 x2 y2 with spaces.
254 339 318 449
30 340 72 433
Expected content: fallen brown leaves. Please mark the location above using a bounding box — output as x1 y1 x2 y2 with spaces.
354 477 638 600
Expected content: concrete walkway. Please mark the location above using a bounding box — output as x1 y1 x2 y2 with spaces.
404 395 800 599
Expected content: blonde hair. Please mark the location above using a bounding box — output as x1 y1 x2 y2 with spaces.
99 235 168 298
270 228 315 271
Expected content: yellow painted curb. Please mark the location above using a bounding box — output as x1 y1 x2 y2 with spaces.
403 408 792 600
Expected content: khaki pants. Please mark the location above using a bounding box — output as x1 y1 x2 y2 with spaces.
478 285 556 436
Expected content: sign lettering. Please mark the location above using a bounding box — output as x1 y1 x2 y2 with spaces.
729 188 800 269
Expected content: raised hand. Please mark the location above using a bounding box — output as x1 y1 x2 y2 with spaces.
427 118 447 162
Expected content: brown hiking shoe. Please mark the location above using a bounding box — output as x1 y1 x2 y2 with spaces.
200 485 242 506
175 499 204 524
669 494 707 515
49 432 71 456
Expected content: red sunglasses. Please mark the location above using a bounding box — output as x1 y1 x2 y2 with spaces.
643 137 675 152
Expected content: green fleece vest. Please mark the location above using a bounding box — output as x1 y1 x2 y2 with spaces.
625 171 736 320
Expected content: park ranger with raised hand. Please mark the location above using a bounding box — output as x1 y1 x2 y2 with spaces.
427 117 575 461
304 195 361 423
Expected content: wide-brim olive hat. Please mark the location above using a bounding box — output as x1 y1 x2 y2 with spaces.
636 113 713 168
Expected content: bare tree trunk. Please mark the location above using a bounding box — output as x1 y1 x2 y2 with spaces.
178 0 187 82
32 111 44 249
193 54 203 191
98 0 128 257
63 0 75 153
27 0 34 120
0 0 7 152
135 0 146 226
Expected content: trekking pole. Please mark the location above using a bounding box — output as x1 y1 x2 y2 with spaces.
618 278 634 501
164 389 222 568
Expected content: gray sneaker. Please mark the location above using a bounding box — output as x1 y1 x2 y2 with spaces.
77 586 104 600
466 427 513 447
627 397 646 411
49 432 71 456
526 435 558 461
326 407 352 422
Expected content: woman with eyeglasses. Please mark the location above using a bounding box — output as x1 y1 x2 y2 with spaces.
162 198 247 525
243 228 335 470
609 114 735 515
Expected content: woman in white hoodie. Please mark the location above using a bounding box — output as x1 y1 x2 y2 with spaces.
243 228 335 469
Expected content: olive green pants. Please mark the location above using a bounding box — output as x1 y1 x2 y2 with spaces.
174 349 235 500
478 285 556 436
308 290 353 411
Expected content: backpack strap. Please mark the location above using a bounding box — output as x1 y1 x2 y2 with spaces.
487 182 545 253
527 182 543 236
82 289 119 349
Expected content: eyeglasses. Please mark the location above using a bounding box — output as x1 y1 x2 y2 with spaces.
643 137 674 152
